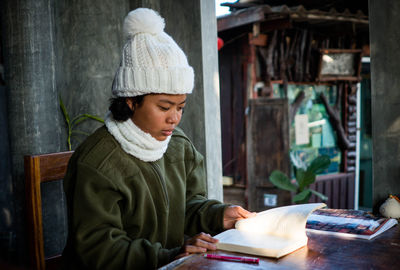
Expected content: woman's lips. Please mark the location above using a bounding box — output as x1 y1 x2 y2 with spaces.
162 130 173 136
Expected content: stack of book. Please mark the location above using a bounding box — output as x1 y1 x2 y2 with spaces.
306 208 398 240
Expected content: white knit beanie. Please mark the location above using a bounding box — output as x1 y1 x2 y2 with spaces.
112 8 194 97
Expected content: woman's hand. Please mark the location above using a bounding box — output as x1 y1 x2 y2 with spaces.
223 205 256 229
175 232 218 259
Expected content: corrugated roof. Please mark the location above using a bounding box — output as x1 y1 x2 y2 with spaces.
266 5 368 23
218 4 368 32
221 0 369 16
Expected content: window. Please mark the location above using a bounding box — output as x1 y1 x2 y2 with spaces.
273 84 341 174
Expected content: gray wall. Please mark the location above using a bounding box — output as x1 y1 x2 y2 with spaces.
0 0 223 263
54 0 127 149
0 84 14 256
129 0 223 200
1 0 64 260
369 0 400 209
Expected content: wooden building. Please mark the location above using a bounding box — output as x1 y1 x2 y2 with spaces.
217 1 370 211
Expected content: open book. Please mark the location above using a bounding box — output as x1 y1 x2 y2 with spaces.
306 208 398 240
214 203 326 258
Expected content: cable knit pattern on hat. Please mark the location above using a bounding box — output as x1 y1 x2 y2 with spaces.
112 8 194 97
105 112 171 162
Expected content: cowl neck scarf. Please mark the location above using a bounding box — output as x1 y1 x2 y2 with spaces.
105 112 171 162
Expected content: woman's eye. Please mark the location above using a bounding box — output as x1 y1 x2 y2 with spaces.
178 106 184 111
159 106 169 111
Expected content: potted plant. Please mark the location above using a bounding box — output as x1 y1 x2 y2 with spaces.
269 153 331 204
59 96 104 150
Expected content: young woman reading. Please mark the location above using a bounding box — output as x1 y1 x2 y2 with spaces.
62 8 253 270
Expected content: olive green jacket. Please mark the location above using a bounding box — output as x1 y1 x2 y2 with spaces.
62 126 227 269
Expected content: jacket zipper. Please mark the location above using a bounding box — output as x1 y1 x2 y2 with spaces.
150 162 170 208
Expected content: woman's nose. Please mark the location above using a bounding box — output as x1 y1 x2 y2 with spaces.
167 110 181 124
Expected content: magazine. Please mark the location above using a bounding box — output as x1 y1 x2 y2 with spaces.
306 208 398 240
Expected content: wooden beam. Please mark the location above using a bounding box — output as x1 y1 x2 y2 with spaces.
218 6 265 32
260 18 292 32
248 33 267 46
290 13 369 25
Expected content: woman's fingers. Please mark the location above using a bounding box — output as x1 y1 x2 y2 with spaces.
180 232 219 255
175 232 220 260
182 245 207 253
231 205 256 218
241 208 257 218
186 233 218 250
223 206 257 229
195 232 219 244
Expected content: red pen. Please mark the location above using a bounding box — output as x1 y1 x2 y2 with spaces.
203 254 259 264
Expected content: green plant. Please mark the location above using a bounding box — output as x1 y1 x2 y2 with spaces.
269 154 331 204
59 95 104 150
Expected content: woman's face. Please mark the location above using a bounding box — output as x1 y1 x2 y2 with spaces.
128 94 187 141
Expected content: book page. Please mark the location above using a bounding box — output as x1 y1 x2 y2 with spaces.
215 229 308 258
235 203 326 240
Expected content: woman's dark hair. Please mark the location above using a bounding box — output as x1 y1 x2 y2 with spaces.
109 95 145 121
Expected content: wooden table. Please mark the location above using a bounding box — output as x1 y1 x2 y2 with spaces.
160 224 400 270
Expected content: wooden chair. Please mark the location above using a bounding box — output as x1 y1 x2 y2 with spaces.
24 151 73 270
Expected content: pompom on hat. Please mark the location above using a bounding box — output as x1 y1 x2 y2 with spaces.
112 8 194 97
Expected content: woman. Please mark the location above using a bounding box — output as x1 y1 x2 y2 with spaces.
62 8 253 269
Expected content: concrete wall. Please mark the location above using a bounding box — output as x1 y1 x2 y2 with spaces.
129 0 223 200
0 0 223 263
0 84 14 256
54 0 127 149
1 0 64 260
369 0 400 209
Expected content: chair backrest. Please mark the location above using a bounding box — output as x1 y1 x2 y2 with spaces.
24 151 73 270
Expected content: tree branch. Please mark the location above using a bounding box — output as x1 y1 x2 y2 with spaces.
320 92 351 150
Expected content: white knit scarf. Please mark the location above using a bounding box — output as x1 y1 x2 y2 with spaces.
104 112 171 162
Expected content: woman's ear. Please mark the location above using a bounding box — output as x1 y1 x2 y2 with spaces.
126 98 134 111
